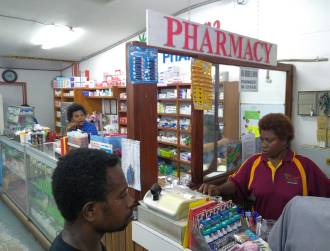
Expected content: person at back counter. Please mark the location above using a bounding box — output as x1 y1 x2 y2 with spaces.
199 113 330 220
66 103 98 135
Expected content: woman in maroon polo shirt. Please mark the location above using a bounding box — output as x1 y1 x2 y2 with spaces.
199 113 330 220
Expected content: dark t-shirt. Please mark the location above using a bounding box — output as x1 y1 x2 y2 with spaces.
49 233 107 251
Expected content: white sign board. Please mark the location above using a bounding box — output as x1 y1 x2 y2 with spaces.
240 67 258 92
147 9 277 66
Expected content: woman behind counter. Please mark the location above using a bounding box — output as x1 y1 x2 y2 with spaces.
66 103 98 135
199 113 330 220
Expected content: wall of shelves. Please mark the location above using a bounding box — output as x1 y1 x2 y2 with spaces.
53 86 126 135
118 87 128 134
157 83 192 178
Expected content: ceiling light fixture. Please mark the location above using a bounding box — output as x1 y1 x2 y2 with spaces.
31 24 84 50
0 14 84 50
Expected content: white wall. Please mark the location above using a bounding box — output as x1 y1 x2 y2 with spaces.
0 69 60 128
63 0 330 147
63 36 139 82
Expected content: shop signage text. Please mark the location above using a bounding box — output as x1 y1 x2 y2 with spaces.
162 53 191 63
147 10 277 66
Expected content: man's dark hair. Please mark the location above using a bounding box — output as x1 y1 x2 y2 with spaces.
258 113 294 142
52 148 119 222
67 103 86 121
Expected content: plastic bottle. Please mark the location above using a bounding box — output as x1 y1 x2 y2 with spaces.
220 222 227 235
235 215 242 228
211 226 219 240
202 229 213 244
215 224 224 238
230 218 237 230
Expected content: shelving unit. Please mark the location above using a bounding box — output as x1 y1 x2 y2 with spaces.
52 86 126 135
118 86 127 134
157 83 192 178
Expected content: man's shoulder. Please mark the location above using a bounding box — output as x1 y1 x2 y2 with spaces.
49 234 79 251
49 233 107 251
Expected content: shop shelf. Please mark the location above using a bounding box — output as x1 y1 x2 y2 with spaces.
179 144 191 150
158 141 178 147
157 83 191 88
31 179 53 198
158 113 178 117
78 87 113 90
180 129 191 134
179 114 191 118
158 155 178 162
158 98 177 102
179 159 191 165
158 127 177 132
178 99 191 102
86 96 115 99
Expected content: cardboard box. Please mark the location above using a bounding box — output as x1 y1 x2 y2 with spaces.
317 115 328 129
317 129 327 148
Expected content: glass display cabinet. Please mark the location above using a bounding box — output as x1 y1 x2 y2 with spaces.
0 137 27 213
0 136 64 242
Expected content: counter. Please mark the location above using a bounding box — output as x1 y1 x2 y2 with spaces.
132 221 191 251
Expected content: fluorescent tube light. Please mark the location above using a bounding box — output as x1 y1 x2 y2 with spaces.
31 24 84 50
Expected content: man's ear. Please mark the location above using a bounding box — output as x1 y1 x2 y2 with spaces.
82 202 98 222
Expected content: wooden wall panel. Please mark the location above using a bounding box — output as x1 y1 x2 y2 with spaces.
104 223 147 251
74 89 102 114
224 82 240 140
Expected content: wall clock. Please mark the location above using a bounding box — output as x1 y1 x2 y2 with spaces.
2 69 18 83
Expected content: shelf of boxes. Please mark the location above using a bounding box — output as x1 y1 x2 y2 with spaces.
157 83 192 178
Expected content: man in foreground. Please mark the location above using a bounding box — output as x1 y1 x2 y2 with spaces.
50 148 135 251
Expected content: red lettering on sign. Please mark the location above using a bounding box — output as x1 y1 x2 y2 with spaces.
164 16 182 48
200 28 213 53
229 34 243 59
264 43 273 64
253 41 262 62
183 21 199 51
215 30 227 56
243 39 253 61
213 20 221 29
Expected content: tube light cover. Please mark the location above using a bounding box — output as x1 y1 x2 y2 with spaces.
31 24 84 50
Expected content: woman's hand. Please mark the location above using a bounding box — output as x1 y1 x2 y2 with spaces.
198 183 222 196
66 121 78 131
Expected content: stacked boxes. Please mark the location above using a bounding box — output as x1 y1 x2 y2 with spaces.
317 115 329 147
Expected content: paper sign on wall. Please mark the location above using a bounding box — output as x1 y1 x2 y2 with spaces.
121 138 141 191
240 67 258 92
191 59 212 110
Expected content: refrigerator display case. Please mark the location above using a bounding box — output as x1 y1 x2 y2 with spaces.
0 136 64 242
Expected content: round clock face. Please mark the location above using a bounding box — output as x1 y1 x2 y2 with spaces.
2 69 18 83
